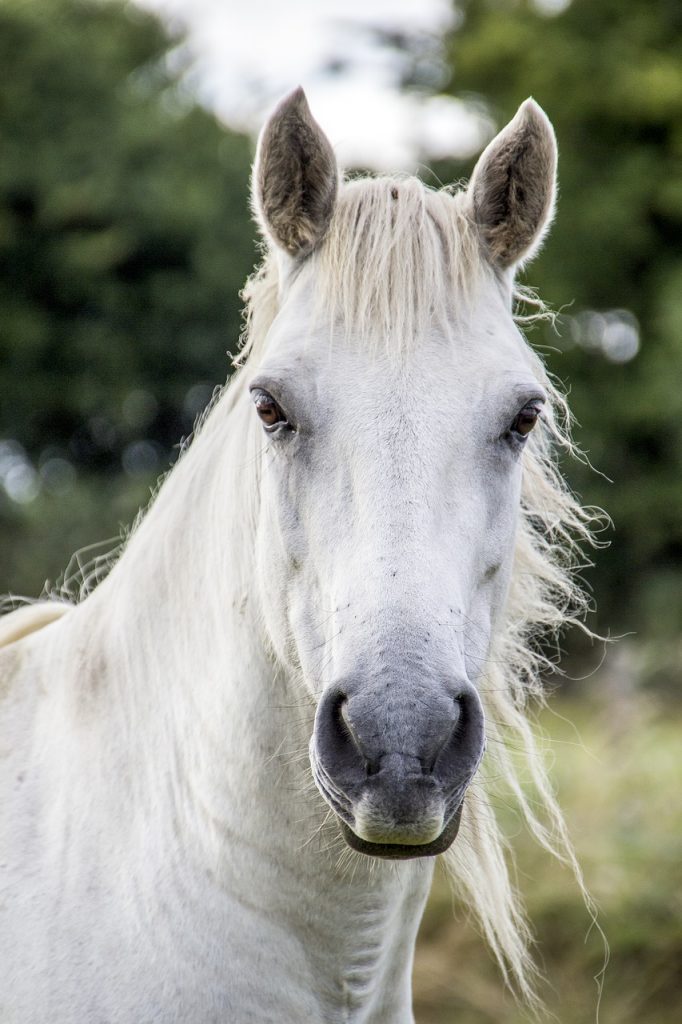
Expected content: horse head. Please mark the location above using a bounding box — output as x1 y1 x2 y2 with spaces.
248 88 557 859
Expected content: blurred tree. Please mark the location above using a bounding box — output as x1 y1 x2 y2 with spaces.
423 0 682 641
0 0 255 474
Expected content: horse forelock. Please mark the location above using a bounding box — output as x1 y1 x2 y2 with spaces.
239 173 552 368
240 175 482 364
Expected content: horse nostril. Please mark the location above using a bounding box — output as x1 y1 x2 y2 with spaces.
452 694 466 738
314 685 366 780
338 697 355 743
423 699 464 773
432 685 485 785
339 698 380 775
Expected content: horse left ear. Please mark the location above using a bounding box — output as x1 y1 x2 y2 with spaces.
467 98 557 270
253 87 339 259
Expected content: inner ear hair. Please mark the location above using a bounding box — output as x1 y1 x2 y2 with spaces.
469 99 557 270
253 87 339 259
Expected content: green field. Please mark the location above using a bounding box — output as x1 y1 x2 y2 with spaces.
414 695 682 1023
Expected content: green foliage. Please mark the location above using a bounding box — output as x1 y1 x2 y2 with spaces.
431 0 682 643
0 469 154 599
0 0 258 594
0 0 255 469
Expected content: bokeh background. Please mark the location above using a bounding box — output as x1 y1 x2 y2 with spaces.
1 0 680 1020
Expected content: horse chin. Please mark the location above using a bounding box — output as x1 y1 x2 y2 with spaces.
338 803 464 860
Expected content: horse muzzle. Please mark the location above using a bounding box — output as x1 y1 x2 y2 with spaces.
310 677 485 860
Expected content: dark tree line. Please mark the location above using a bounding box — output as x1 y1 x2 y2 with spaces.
0 0 255 472
0 0 256 594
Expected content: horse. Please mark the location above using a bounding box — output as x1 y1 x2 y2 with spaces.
0 88 598 1023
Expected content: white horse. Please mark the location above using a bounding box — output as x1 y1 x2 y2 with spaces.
0 89 597 1023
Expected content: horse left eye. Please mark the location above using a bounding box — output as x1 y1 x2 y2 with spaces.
510 401 542 438
251 388 290 431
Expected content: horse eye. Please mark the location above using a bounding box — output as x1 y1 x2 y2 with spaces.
251 388 290 432
510 401 543 438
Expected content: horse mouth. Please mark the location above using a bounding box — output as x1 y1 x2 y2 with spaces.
338 803 464 860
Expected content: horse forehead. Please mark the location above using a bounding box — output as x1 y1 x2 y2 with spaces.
261 282 533 422
272 281 524 381
274 332 525 411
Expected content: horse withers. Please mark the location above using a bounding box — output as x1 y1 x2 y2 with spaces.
0 89 595 1022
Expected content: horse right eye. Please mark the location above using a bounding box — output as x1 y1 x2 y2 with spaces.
250 388 290 432
509 400 543 439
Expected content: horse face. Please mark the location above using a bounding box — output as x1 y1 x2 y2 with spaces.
249 89 556 858
250 280 545 857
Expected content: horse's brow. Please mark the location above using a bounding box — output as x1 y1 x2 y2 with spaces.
248 373 306 418
249 372 289 395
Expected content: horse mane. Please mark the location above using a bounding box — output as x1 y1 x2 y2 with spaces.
240 174 603 1007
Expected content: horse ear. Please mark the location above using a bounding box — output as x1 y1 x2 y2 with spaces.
252 87 339 259
468 99 557 270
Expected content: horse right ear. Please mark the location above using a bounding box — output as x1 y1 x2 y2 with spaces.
252 87 339 259
467 99 557 270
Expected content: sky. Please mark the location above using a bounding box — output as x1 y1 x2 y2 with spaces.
135 0 494 169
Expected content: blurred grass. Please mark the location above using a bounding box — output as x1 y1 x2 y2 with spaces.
414 696 682 1023
0 472 156 599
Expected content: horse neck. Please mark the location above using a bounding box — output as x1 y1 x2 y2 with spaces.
76 388 434 1012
